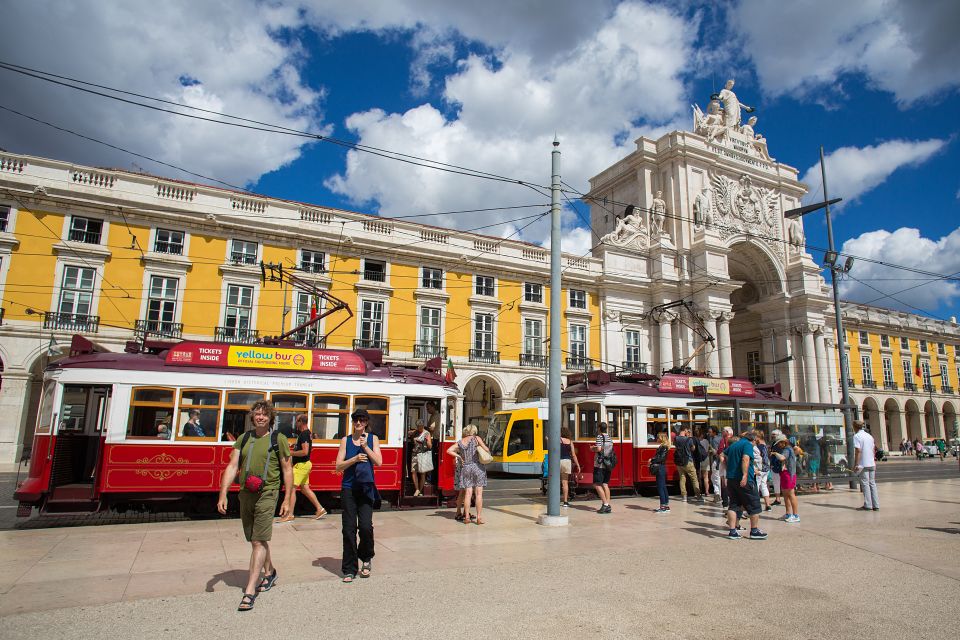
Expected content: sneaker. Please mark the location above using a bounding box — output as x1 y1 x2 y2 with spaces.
785 515 800 524
561 501 570 508
779 514 790 521
750 528 768 540
726 529 742 540
601 504 612 514
764 505 772 512
771 500 782 507
871 507 879 511
680 496 688 502
654 506 670 514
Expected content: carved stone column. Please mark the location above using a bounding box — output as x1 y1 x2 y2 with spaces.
718 311 734 377
701 312 719 376
659 313 674 373
824 336 838 405
799 324 820 404
813 327 830 406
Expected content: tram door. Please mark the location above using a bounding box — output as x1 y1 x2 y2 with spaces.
50 384 111 496
402 398 441 502
606 407 634 487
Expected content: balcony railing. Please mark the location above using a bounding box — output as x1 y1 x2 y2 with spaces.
861 380 877 389
291 331 325 348
846 378 856 388
883 381 898 391
566 356 594 371
229 252 257 265
520 353 547 368
134 319 182 339
941 385 954 394
362 269 386 282
153 241 183 255
43 312 100 333
215 326 259 343
354 338 389 354
67 229 101 244
413 344 446 359
904 382 917 391
923 384 935 393
469 349 500 364
621 361 648 373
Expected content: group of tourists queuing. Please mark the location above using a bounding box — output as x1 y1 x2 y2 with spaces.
215 401 882 611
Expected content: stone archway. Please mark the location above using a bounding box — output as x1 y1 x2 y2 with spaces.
905 399 923 441
514 377 545 403
862 397 883 449
883 398 904 452
924 399 942 439
724 239 786 382
462 375 503 437
942 401 958 442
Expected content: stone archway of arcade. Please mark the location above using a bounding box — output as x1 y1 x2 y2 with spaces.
866 395 945 452
942 402 958 442
462 375 504 437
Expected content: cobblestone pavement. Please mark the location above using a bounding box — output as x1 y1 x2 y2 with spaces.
1 477 958 639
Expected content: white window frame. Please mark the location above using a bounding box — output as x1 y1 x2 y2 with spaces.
57 265 97 317
473 313 495 353
880 334 890 348
524 282 543 304
523 318 543 355
418 306 442 350
860 354 873 382
229 239 259 265
292 290 323 344
362 258 387 283
900 336 910 351
145 275 179 330
569 289 586 309
475 275 495 297
920 339 928 353
625 330 642 367
882 358 894 385
921 361 932 387
421 266 443 290
858 330 869 346
902 359 913 385
359 299 386 347
569 323 587 359
153 228 185 255
223 283 255 333
67 215 105 245
299 249 325 274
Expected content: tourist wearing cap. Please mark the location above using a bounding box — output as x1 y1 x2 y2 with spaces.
335 408 383 583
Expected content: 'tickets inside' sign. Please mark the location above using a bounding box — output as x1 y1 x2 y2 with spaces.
659 374 755 397
165 342 367 374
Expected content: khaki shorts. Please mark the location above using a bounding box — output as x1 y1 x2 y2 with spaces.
560 459 572 477
239 489 278 542
292 461 312 487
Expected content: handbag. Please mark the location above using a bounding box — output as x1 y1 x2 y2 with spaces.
476 438 493 465
240 431 279 492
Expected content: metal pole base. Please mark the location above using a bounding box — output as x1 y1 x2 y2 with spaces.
537 513 570 527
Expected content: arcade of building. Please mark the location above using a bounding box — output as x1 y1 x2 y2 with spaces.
0 90 957 464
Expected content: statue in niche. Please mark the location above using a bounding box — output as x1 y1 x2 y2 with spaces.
785 215 805 252
693 185 712 228
650 190 666 238
718 78 753 129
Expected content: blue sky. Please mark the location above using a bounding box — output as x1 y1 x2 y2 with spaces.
1 1 958 320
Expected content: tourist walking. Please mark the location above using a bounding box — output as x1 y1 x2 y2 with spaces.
698 428 712 500
771 434 799 523
280 413 327 521
755 432 772 511
216 400 293 611
768 429 783 508
914 438 923 460
335 408 383 583
724 431 767 540
651 432 670 513
853 420 879 511
674 427 701 502
708 426 723 504
559 426 580 507
591 423 615 513
447 424 489 524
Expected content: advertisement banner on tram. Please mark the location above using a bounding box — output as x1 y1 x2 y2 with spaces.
658 374 755 397
165 342 367 374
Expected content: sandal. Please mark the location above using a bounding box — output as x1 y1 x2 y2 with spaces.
257 569 278 592
342 574 355 583
454 512 464 522
278 515 295 523
238 593 257 611
359 561 372 578
314 508 327 520
463 515 472 524
475 518 485 525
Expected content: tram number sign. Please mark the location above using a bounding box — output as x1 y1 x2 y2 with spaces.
165 342 367 374
659 374 755 397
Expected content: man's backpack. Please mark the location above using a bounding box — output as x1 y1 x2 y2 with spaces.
673 436 690 466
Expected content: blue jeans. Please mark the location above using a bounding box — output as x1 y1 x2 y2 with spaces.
655 464 669 506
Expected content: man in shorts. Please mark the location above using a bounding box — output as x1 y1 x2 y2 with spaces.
724 431 767 540
280 413 327 522
591 423 614 513
217 400 293 611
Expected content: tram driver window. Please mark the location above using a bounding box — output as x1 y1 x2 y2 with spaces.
177 389 221 441
647 408 669 443
354 396 389 440
312 394 348 440
127 387 176 439
220 391 266 442
507 419 535 456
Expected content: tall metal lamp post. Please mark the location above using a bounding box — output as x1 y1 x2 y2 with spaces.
784 145 856 485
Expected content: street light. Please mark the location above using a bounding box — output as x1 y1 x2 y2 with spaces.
784 145 855 485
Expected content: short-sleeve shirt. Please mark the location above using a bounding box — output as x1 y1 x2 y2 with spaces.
777 445 797 475
292 429 312 464
853 430 876 468
234 430 291 491
595 434 612 467
725 438 755 482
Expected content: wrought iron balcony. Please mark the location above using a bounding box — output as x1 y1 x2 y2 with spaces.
883 382 898 391
67 229 101 244
941 385 954 394
153 240 183 255
215 326 259 343
362 269 385 282
520 353 547 368
923 384 935 393
413 344 446 359
291 331 325 348
566 356 594 371
904 382 917 391
43 312 100 333
861 380 877 389
354 338 389 354
621 361 648 373
229 251 257 265
134 319 182 339
469 349 500 364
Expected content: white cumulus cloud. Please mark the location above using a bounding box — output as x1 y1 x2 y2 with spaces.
800 139 946 206
839 227 960 312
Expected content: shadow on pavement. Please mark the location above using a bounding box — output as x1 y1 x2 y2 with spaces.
682 521 727 539
312 556 342 577
806 502 859 510
916 526 960 535
205 569 247 592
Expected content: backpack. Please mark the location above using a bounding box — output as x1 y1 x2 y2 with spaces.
693 438 707 463
673 436 690 466
596 436 617 469
238 430 282 468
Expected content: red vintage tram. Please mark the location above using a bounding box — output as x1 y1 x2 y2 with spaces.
560 369 848 492
15 336 461 515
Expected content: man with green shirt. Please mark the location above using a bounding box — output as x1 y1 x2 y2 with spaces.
218 400 294 611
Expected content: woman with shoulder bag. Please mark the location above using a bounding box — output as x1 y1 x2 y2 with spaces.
410 420 433 496
335 408 383 583
446 424 489 524
651 432 671 514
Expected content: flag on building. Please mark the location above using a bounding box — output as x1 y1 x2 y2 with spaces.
445 357 457 383
310 297 318 322
914 353 922 378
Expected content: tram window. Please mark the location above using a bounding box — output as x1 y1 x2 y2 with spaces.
563 404 575 434
36 381 58 435
670 409 691 439
59 385 88 432
177 389 221 441
220 391 266 442
752 412 770 439
577 406 599 440
445 397 456 439
692 410 710 437
354 396 389 440
647 408 669 443
312 395 348 440
620 411 632 440
507 419 535 456
126 387 176 439
271 393 308 438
